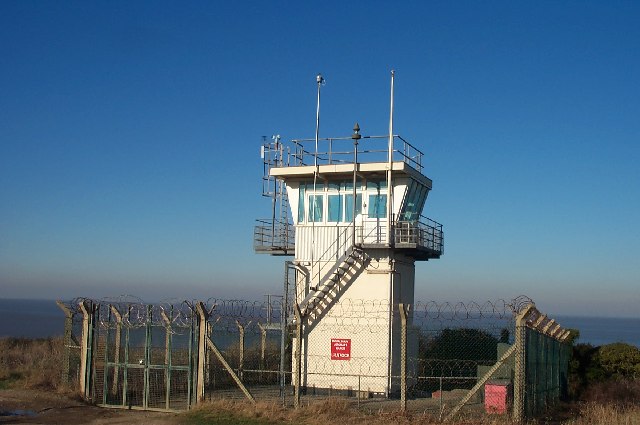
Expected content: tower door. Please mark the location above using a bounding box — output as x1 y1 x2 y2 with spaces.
361 191 388 244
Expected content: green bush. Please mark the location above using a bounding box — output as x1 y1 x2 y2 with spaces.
594 343 640 379
569 341 640 400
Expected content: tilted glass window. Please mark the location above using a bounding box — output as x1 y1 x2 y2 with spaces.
416 185 428 216
406 180 418 220
401 180 429 221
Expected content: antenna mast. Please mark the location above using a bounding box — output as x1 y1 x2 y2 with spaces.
315 73 324 168
311 73 325 289
386 70 395 244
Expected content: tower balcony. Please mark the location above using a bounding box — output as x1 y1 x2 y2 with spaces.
357 215 443 260
391 215 444 260
254 215 443 260
253 218 295 255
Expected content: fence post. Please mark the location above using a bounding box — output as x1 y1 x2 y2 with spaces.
111 305 123 397
236 320 245 381
160 308 172 410
281 262 291 404
399 303 408 411
259 323 267 371
56 301 73 386
78 300 94 399
195 302 209 403
513 304 535 422
294 304 303 409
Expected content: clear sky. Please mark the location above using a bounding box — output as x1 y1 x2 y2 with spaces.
1 1 639 317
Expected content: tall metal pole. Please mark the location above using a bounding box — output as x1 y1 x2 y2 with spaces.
352 123 361 247
315 74 324 169
280 262 290 402
271 137 277 245
386 70 395 245
311 74 324 289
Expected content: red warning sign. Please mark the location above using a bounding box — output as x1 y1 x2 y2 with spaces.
331 338 351 360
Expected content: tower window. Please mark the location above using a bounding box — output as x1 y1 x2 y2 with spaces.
368 194 387 218
308 194 323 222
298 185 305 223
345 194 362 222
328 194 343 222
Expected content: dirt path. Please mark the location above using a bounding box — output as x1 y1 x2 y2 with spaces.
0 389 183 424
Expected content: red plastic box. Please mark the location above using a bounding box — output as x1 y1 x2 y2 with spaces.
484 380 512 414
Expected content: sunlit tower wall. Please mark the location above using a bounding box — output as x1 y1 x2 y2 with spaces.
254 82 443 396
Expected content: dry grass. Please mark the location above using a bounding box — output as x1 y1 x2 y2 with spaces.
0 336 66 390
185 398 527 425
582 379 640 407
186 397 640 425
562 403 640 425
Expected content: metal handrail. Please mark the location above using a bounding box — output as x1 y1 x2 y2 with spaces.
254 214 444 255
254 218 294 252
306 226 353 289
284 134 424 171
394 215 444 254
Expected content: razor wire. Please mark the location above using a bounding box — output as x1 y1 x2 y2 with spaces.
57 296 532 341
57 297 198 335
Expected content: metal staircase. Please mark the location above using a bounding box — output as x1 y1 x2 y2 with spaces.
300 245 366 322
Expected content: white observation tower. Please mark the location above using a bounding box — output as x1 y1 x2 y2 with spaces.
254 72 443 396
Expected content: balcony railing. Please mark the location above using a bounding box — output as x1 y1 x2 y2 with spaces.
393 216 444 256
356 216 443 258
254 219 295 255
255 216 443 258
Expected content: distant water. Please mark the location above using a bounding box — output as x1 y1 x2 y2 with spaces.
0 299 637 347
0 299 65 338
554 315 640 347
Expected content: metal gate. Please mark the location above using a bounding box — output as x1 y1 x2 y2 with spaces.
90 301 199 411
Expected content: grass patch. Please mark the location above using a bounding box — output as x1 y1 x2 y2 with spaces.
180 398 523 425
562 403 640 424
0 372 23 389
181 396 640 425
0 337 65 390
185 409 275 425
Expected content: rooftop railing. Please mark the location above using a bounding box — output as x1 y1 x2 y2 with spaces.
284 135 424 172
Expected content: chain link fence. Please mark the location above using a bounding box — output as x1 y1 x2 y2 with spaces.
58 295 570 420
57 297 199 411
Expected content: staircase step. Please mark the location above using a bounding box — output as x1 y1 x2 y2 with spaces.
299 244 367 321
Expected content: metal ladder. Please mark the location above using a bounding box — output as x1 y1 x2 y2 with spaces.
260 137 292 247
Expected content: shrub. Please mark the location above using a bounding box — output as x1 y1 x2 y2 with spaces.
594 343 640 379
569 342 640 401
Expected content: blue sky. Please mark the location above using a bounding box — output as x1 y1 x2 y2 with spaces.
1 1 638 317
